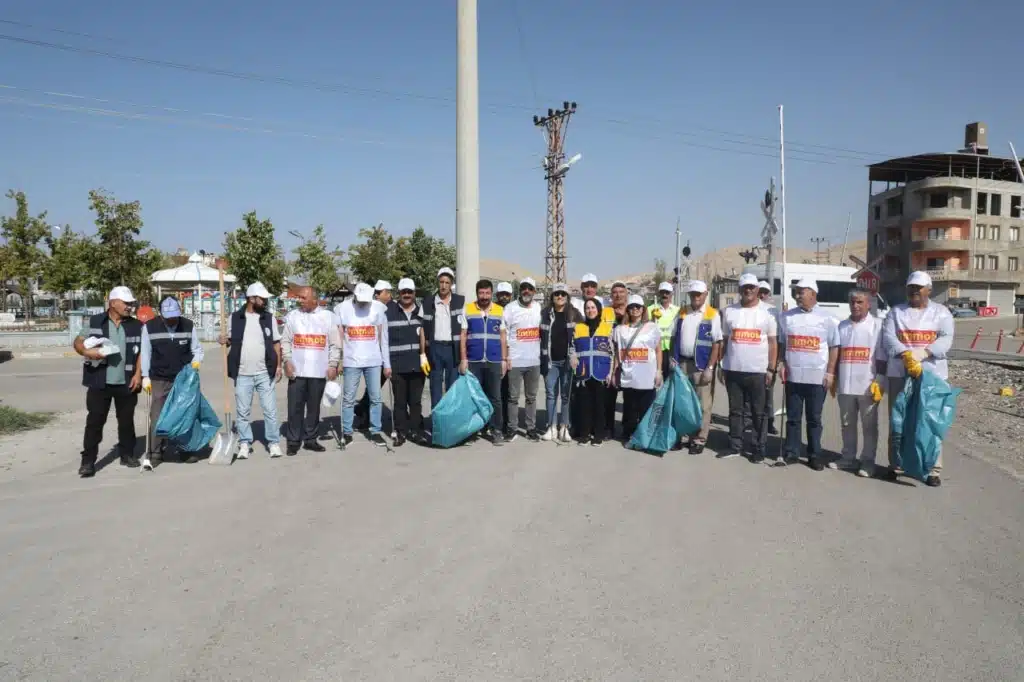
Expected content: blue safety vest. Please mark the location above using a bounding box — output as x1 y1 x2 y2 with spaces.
464 301 504 362
674 305 718 371
573 321 614 381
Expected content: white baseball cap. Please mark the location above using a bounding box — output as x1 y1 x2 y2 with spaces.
758 280 771 292
246 282 271 299
611 279 627 288
108 286 136 303
552 282 569 294
627 294 644 307
687 279 708 294
907 271 933 288
354 283 374 303
374 280 392 292
496 281 513 294
520 277 537 289
437 267 455 280
738 273 759 288
794 278 818 293
397 277 415 292
658 281 673 293
581 273 598 285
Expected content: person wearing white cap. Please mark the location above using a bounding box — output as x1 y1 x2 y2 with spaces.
612 294 663 442
719 272 778 462
745 280 781 436
668 279 723 454
501 277 544 441
777 278 840 470
73 286 144 477
572 273 617 322
383 277 429 446
648 282 680 372
880 270 953 487
353 279 394 428
495 281 514 307
335 282 390 447
420 266 466 409
139 296 204 469
832 287 887 478
281 286 342 454
220 281 283 460
373 280 393 308
539 282 583 441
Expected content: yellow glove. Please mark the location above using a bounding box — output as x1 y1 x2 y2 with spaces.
142 378 152 394
901 351 922 379
420 353 431 376
869 379 883 403
191 361 201 370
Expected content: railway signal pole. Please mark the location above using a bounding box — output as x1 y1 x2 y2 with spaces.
534 101 578 285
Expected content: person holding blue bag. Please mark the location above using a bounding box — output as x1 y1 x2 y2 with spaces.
668 280 722 454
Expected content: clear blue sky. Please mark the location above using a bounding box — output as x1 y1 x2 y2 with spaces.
2 0 1023 280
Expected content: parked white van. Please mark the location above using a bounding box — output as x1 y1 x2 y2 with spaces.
741 263 889 321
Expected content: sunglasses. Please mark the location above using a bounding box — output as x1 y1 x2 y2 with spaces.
553 292 567 297
399 289 415 294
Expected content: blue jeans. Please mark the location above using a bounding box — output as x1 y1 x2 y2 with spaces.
785 382 826 457
428 342 459 407
343 365 382 435
235 372 280 444
544 360 572 429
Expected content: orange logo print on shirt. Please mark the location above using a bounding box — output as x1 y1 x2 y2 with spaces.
788 335 821 353
293 333 327 349
516 327 540 342
731 328 761 344
625 347 649 362
897 329 937 347
346 326 377 341
840 346 870 363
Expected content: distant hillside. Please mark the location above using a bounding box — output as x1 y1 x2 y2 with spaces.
479 258 541 283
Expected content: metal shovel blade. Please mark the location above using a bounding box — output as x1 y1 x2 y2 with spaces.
208 414 237 465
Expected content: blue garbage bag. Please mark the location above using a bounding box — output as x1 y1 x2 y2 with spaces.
431 373 494 448
890 371 960 482
154 366 222 452
669 367 704 436
627 382 677 455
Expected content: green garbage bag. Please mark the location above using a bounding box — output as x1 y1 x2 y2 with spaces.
627 382 677 455
669 367 703 436
890 371 960 482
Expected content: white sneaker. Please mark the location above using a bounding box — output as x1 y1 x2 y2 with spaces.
828 458 857 471
236 443 251 460
141 457 153 472
558 426 572 443
541 426 555 441
268 443 283 458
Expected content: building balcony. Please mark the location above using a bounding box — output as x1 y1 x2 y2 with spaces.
910 238 972 250
916 206 972 221
967 270 1024 284
921 267 968 281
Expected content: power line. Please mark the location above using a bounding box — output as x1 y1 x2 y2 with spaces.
508 0 540 109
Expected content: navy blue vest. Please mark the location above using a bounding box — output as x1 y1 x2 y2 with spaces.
81 313 142 389
226 308 279 379
145 317 195 380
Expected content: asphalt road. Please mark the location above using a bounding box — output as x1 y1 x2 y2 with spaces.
0 328 1022 680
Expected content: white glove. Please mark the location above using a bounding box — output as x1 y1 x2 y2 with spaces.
910 348 929 362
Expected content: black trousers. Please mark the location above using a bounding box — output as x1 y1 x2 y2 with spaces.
604 385 619 437
725 370 767 455
392 371 425 434
621 387 656 442
575 379 607 441
501 373 510 432
286 377 326 444
83 384 138 462
469 361 503 432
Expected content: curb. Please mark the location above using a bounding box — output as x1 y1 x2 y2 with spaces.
2 351 79 360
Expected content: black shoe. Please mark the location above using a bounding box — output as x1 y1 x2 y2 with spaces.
926 475 942 487
120 455 140 468
286 442 301 456
491 430 505 446
394 432 406 447
185 454 201 464
303 440 326 452
749 453 765 464
767 425 779 436
689 443 705 455
590 438 603 447
807 457 825 471
370 433 387 447
342 434 354 447
504 430 519 443
526 431 541 442
78 460 96 478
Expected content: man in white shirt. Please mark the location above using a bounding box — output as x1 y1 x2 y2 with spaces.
502 277 543 441
881 270 954 487
778 278 840 470
281 286 341 455
354 279 393 429
719 272 779 462
744 279 781 436
337 282 390 447
832 288 887 478
220 282 283 460
668 279 723 454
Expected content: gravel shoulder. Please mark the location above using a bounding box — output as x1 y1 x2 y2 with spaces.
947 359 1024 482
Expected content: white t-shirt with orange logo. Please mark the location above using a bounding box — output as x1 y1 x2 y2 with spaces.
721 304 778 373
335 299 390 369
613 322 661 389
837 316 883 396
882 301 954 380
503 300 542 368
779 305 840 385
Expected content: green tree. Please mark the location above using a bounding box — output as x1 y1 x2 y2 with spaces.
345 223 401 284
88 189 163 300
223 211 286 295
291 225 343 295
398 226 457 294
653 258 668 286
42 228 95 312
1 190 52 318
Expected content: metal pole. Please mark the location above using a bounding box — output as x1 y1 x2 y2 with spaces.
674 217 681 307
778 105 787 305
456 0 480 291
838 211 852 265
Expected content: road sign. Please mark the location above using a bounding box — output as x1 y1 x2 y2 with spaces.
856 270 880 295
850 253 884 280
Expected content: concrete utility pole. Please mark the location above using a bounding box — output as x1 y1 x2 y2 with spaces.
456 0 480 292
761 178 779 302
534 101 578 285
810 236 829 264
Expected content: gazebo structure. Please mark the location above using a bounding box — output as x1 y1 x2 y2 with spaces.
150 252 239 331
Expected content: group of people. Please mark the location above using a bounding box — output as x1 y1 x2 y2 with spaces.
73 266 953 489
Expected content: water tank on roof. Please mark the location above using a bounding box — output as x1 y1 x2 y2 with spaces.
965 122 988 154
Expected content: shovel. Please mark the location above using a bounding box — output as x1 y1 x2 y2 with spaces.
209 267 237 464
